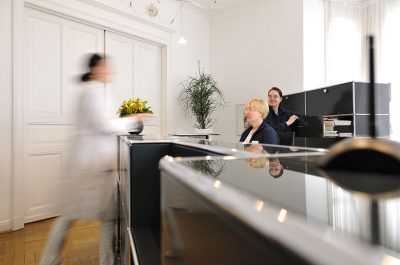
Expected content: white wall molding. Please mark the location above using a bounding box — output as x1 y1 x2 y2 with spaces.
193 0 265 11
85 0 210 21
0 0 13 233
12 0 26 231
0 219 11 232
77 0 175 33
25 0 172 45
209 0 275 19
24 206 58 224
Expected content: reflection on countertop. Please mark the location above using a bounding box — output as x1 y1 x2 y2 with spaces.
159 140 400 265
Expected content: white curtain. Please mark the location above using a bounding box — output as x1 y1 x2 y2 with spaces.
325 1 366 85
325 0 400 140
327 1 400 250
381 0 400 141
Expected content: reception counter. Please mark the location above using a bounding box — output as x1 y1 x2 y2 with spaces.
119 135 400 265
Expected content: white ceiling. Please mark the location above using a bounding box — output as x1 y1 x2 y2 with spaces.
190 0 248 10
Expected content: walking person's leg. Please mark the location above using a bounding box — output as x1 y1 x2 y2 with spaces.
39 216 75 265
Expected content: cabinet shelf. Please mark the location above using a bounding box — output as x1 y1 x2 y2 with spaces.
282 81 391 148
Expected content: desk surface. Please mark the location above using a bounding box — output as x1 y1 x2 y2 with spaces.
171 133 221 136
158 141 400 265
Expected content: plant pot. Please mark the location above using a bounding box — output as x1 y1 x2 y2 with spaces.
195 128 213 134
128 120 144 135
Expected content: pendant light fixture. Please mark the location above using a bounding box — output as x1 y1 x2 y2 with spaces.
177 0 187 44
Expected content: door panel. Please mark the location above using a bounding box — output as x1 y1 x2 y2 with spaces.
105 32 162 134
27 16 62 121
134 44 161 128
25 7 104 222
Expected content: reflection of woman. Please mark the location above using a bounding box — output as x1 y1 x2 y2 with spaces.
266 87 299 132
269 158 284 178
240 99 279 144
40 54 139 265
244 144 269 168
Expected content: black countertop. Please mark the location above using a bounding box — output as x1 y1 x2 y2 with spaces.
159 141 400 265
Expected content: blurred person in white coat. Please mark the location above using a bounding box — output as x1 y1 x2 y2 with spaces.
40 54 141 265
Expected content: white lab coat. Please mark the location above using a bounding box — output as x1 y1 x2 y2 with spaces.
64 81 129 218
41 81 132 265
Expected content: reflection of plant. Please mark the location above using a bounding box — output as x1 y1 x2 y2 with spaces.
118 98 153 117
187 160 225 178
179 66 226 129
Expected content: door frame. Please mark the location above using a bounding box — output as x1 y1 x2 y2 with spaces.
12 0 173 230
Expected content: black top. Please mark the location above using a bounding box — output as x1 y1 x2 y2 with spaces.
178 153 400 256
265 106 300 133
240 122 279 145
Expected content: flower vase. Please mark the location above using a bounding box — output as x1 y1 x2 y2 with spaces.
128 120 144 135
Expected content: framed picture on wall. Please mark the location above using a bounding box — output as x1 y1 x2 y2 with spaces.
236 104 250 136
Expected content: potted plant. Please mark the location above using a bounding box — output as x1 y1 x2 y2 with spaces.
179 66 226 133
118 97 153 134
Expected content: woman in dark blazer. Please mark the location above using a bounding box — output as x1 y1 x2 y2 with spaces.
265 87 300 132
240 99 279 145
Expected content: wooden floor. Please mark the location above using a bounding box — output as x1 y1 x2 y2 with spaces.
0 218 100 265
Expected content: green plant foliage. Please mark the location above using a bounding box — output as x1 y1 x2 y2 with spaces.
118 97 153 117
179 67 226 129
186 160 225 178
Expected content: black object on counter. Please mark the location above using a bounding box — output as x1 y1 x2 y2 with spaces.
319 36 400 173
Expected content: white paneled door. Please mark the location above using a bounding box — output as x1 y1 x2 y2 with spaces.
25 8 104 223
105 32 162 135
24 8 163 224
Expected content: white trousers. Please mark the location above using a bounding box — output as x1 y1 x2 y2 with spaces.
39 186 117 265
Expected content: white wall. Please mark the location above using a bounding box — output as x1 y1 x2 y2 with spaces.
0 0 13 231
170 7 210 133
303 0 325 91
210 0 304 141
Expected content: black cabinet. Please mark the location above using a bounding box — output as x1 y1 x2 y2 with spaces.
118 138 225 265
282 92 306 115
305 82 353 116
281 81 391 148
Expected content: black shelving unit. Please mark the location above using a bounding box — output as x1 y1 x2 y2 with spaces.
281 81 391 148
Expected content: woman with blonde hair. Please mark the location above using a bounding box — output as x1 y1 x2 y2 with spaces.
240 99 279 145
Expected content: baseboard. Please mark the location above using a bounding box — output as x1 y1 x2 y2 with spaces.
24 212 59 224
12 215 24 231
0 219 12 233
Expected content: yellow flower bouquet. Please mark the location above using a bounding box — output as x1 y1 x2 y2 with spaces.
118 97 153 117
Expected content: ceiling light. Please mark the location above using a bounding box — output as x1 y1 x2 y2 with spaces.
177 0 187 45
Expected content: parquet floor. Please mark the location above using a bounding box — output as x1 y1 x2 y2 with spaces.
0 218 100 265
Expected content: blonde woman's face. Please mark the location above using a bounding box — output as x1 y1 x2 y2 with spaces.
245 103 262 123
268 90 282 108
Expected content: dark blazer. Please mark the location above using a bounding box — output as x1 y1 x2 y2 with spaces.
265 106 300 132
240 122 279 145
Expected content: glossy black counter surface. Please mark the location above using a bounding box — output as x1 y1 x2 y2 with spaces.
119 136 327 265
160 149 400 265
121 135 326 156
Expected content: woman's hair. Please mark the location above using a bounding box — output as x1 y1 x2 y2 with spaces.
247 157 269 169
268 87 283 98
81 53 105 82
247 98 269 119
